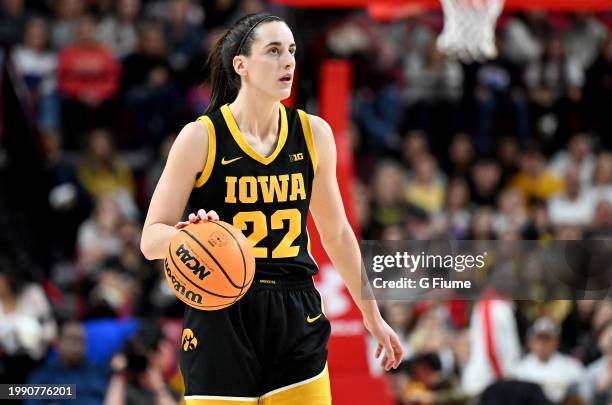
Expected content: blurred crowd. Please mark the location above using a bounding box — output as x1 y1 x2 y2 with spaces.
0 0 611 404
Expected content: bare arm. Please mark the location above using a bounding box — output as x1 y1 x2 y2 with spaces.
103 374 126 405
308 115 403 370
140 121 215 260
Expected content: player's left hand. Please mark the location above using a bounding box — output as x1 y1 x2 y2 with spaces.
364 317 404 371
175 208 219 229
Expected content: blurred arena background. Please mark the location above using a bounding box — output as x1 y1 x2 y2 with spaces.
0 0 611 404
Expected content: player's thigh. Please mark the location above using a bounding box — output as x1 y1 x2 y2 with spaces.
181 302 262 399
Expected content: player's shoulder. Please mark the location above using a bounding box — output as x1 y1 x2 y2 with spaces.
300 112 333 140
176 119 210 146
167 119 211 169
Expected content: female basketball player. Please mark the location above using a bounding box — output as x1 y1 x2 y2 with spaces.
141 13 403 404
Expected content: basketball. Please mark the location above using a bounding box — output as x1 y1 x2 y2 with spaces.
164 220 255 310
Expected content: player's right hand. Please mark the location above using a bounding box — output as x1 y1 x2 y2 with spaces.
175 209 219 229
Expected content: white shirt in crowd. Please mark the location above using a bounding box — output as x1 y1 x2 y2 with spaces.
514 352 585 403
548 187 612 227
461 299 521 395
548 151 595 187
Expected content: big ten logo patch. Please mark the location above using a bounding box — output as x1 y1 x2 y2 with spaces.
181 328 198 352
289 153 304 162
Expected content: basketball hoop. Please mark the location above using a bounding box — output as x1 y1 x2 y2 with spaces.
436 0 505 62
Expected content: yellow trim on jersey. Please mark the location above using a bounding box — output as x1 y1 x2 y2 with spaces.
297 110 318 173
220 104 288 166
259 363 331 404
194 115 216 188
185 396 258 404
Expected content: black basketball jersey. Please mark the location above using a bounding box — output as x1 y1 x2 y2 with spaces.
188 103 319 280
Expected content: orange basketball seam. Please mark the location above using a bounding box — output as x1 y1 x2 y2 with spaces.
181 229 247 290
167 246 241 299
206 220 253 304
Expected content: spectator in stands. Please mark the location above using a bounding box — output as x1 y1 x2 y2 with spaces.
401 130 429 169
77 128 137 219
402 352 469 405
580 319 612 404
564 14 609 70
402 37 463 145
408 303 454 372
492 187 528 237
467 35 529 153
12 16 59 130
369 160 409 236
0 262 57 383
496 136 520 179
405 154 446 214
467 207 496 240
468 158 503 207
58 14 121 148
97 0 140 59
444 133 474 179
25 320 108 405
44 130 92 258
588 200 612 239
162 0 203 73
0 0 29 46
592 152 612 193
502 11 548 65
526 33 585 143
104 321 179 405
461 296 521 396
512 145 564 202
433 178 472 239
548 133 595 187
50 0 85 49
514 317 585 403
121 22 183 148
548 163 598 227
76 194 124 272
95 219 156 317
121 22 171 93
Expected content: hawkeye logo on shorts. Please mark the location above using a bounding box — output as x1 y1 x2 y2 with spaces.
181 328 198 352
306 313 323 324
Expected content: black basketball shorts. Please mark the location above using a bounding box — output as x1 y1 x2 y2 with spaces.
180 277 332 404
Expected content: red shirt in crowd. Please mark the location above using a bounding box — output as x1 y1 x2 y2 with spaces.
58 45 121 103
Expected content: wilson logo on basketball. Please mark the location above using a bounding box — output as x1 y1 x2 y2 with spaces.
164 260 204 305
181 328 198 352
176 243 211 280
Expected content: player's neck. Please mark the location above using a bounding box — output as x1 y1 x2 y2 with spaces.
228 92 281 142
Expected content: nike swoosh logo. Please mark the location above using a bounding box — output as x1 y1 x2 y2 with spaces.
221 156 243 165
306 314 323 324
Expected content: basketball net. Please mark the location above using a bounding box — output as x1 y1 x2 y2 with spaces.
436 0 505 61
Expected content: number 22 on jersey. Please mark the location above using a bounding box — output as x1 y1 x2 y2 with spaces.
233 209 301 259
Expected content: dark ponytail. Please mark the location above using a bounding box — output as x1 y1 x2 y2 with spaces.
205 13 283 114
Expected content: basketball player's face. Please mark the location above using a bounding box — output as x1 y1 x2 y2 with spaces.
244 22 296 100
